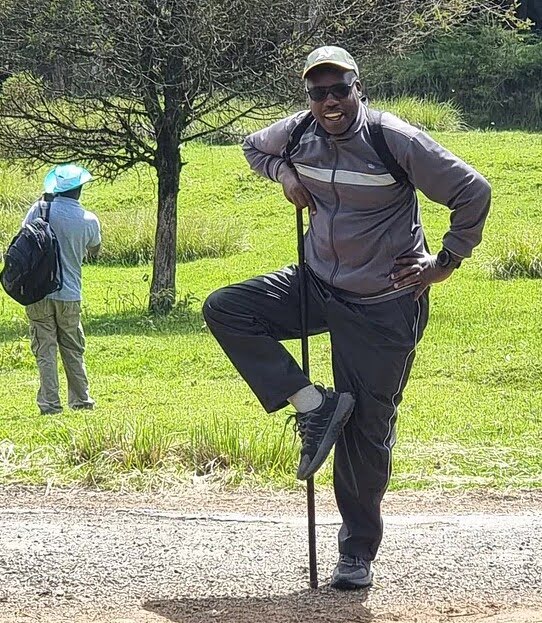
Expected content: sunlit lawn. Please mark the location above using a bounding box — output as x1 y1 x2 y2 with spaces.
0 129 541 490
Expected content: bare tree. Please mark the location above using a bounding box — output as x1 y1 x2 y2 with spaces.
0 0 507 313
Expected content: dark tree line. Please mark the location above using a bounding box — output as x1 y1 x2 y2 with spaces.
518 0 542 29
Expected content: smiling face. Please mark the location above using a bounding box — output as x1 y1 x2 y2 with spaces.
305 66 362 135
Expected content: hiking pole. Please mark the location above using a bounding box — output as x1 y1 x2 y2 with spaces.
296 206 318 590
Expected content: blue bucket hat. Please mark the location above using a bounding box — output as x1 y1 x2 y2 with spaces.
43 164 93 195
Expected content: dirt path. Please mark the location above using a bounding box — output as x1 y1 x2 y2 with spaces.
0 486 541 623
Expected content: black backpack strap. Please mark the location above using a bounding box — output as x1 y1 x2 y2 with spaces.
285 109 410 187
53 232 64 290
283 111 314 170
366 109 412 187
366 108 430 251
40 195 63 291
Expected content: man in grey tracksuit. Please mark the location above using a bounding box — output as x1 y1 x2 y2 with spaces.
203 46 491 588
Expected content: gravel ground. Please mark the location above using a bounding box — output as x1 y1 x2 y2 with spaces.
0 486 541 623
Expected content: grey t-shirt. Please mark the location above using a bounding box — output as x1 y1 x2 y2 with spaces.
23 196 101 301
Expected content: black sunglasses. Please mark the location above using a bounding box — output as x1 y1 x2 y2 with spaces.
306 79 357 103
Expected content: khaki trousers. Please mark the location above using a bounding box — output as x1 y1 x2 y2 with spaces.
26 299 94 413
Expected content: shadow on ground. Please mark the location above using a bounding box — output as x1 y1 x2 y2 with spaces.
144 588 372 623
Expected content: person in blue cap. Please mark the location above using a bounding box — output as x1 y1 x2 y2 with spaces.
23 164 101 415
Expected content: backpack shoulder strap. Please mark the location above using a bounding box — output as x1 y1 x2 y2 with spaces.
39 198 52 222
366 109 411 187
283 111 314 170
283 109 412 187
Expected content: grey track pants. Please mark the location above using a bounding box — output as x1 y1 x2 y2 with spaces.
203 265 429 560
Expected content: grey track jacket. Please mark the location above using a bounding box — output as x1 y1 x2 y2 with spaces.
243 104 491 303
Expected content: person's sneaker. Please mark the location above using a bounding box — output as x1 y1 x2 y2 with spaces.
330 554 373 590
71 403 95 411
40 407 63 416
293 386 355 480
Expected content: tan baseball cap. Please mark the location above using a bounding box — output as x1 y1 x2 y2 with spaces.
302 46 359 79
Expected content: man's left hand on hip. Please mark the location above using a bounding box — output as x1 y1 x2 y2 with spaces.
391 255 455 300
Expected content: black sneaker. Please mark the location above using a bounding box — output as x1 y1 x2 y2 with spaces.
293 386 355 480
330 554 373 590
40 407 63 416
71 402 96 411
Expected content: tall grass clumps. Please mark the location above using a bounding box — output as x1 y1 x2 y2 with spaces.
176 214 249 262
0 165 39 257
185 416 302 484
0 205 22 259
0 208 248 264
97 211 248 265
0 439 42 482
194 97 464 143
47 418 177 486
0 164 37 210
373 96 464 131
485 233 542 280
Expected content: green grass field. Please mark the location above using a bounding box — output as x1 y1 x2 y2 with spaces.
0 128 541 491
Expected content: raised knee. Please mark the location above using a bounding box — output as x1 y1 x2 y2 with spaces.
203 287 231 324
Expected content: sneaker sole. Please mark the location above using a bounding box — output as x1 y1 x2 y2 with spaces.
330 572 373 590
298 392 355 480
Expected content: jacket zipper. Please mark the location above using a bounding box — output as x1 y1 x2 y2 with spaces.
329 141 341 286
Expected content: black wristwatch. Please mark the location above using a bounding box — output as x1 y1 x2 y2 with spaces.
436 248 462 269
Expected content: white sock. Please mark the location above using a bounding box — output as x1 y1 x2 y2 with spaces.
288 384 323 413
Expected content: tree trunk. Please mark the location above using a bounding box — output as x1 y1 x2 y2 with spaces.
149 131 181 315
